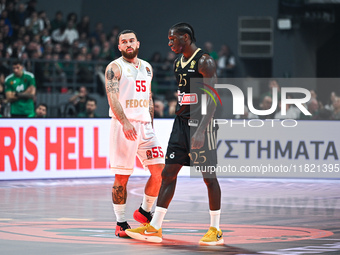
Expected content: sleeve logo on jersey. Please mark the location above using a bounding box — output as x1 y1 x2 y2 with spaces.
146 150 153 159
178 91 198 106
145 67 151 76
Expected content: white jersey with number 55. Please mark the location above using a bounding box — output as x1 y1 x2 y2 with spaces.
108 56 153 122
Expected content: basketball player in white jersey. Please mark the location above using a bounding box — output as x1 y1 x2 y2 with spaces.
105 30 165 237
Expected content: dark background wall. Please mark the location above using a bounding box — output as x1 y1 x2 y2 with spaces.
36 0 340 103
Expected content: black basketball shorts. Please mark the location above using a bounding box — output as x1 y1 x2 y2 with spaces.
165 116 218 167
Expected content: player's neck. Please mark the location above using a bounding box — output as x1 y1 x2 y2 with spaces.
122 56 139 66
182 44 198 61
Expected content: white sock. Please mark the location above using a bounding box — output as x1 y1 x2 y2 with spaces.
113 203 126 223
150 206 167 230
141 193 157 212
210 209 221 230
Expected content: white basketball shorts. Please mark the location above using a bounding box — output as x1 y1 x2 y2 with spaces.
109 118 165 175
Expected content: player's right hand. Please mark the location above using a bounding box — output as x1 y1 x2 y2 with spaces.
122 121 137 141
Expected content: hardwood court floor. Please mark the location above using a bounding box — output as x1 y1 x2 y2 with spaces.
0 177 340 255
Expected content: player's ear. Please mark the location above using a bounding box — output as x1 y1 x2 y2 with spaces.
137 41 140 49
183 33 189 42
118 44 122 52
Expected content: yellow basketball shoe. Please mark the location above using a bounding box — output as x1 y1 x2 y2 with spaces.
199 227 224 246
125 223 162 243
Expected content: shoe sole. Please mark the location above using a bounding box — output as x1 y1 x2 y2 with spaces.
125 231 162 243
116 232 129 238
199 238 224 246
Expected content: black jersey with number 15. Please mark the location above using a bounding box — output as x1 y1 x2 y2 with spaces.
174 48 205 119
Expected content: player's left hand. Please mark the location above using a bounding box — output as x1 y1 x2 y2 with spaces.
191 131 205 149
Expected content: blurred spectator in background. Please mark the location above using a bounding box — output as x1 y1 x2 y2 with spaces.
217 44 235 77
165 94 177 118
69 85 89 114
100 41 115 61
91 22 104 42
75 54 93 83
77 97 99 118
300 98 319 120
40 52 53 83
149 51 163 83
1 9 14 37
108 30 120 57
24 11 44 35
204 41 218 61
235 105 259 119
91 44 101 60
0 0 6 15
5 59 36 117
77 15 90 35
13 3 28 32
260 79 281 105
63 20 79 45
78 31 88 49
162 51 176 85
26 0 37 16
29 103 47 117
14 26 27 41
59 53 74 84
2 23 13 48
41 28 51 44
50 11 65 32
0 69 7 104
274 95 301 119
258 95 275 119
6 39 25 58
39 11 51 31
51 23 67 44
154 99 165 118
325 91 336 112
332 96 340 120
66 12 77 27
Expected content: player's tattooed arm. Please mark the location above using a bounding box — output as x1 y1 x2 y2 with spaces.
105 63 137 141
106 67 119 94
105 63 126 123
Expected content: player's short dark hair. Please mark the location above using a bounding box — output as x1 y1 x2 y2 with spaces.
117 29 138 42
170 22 196 43
12 59 23 66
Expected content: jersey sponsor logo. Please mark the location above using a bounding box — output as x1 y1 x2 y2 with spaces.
145 67 151 76
169 152 175 159
188 119 199 127
188 69 195 72
125 99 149 108
178 91 198 106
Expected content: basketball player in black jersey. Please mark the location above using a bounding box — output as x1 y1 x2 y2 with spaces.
126 23 223 245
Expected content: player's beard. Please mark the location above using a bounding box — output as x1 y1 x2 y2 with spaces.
121 47 139 59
